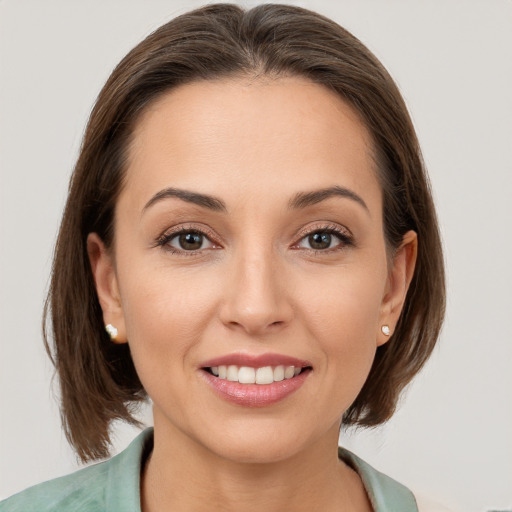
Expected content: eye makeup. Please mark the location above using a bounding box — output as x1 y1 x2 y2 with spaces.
154 221 355 258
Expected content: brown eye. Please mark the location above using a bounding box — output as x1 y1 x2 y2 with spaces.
308 232 333 250
296 226 354 253
168 231 213 251
179 232 203 250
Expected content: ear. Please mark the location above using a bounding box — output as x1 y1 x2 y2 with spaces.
378 230 418 346
87 233 127 344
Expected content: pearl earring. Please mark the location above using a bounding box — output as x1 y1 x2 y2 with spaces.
381 325 391 336
105 324 118 340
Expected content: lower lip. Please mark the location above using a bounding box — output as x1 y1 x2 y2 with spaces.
200 369 311 407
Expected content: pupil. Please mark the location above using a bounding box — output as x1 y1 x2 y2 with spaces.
179 232 202 250
310 232 331 250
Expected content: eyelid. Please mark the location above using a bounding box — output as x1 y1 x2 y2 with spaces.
155 221 354 256
294 222 352 240
167 231 215 251
156 223 223 253
291 222 355 252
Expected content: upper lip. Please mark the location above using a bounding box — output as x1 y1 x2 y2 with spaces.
200 352 312 369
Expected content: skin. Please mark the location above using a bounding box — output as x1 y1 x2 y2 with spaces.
88 76 417 512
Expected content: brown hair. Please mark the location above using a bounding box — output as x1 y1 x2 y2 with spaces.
44 3 445 462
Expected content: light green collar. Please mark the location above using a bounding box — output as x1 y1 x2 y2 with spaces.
338 446 418 512
105 429 417 512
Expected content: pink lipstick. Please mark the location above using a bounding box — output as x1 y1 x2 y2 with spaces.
199 353 312 407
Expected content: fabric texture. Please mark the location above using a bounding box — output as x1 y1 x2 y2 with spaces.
1 428 419 511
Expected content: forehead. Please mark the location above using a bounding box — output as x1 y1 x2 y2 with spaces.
123 76 380 214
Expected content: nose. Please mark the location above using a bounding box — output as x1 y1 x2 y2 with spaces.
219 247 294 336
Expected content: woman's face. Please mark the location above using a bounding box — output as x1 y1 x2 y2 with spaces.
90 76 415 463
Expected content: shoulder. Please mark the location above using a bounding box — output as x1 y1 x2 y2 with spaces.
0 461 110 512
338 446 454 512
0 428 153 512
339 446 417 511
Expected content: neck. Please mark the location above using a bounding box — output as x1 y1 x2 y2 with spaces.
141 415 371 512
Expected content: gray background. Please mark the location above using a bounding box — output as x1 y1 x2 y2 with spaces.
1 1 511 510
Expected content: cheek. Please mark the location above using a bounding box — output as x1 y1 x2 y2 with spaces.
116 264 219 378
297 264 386 390
300 264 385 341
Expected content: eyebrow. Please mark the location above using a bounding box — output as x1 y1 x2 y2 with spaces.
143 187 227 213
142 185 368 215
288 185 369 213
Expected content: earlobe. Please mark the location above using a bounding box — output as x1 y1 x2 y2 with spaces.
87 233 127 344
378 230 418 346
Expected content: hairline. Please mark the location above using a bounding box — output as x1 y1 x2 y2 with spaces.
110 72 392 254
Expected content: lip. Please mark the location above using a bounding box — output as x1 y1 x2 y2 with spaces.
200 352 311 369
199 352 312 407
200 369 311 407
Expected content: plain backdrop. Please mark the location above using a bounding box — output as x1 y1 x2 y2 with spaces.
1 1 511 510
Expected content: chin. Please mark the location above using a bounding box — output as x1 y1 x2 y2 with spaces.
211 437 304 465
197 416 335 466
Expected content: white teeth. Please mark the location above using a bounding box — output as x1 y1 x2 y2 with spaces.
209 364 305 384
273 365 285 382
255 366 274 385
284 366 295 379
227 365 238 382
238 366 256 384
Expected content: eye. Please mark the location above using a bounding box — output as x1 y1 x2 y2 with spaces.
295 226 354 252
157 227 218 254
302 231 337 250
169 231 212 251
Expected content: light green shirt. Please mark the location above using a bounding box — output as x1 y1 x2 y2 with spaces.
0 428 418 511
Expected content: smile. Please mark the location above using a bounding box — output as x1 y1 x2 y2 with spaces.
206 365 304 384
199 354 312 407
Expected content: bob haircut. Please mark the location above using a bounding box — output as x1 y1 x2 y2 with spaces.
44 3 445 462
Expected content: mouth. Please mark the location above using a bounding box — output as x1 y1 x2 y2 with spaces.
202 364 311 384
199 354 313 407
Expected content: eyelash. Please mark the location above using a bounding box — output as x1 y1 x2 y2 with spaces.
155 223 354 257
155 225 219 257
294 223 355 254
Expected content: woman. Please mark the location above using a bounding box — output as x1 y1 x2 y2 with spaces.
1 4 446 511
